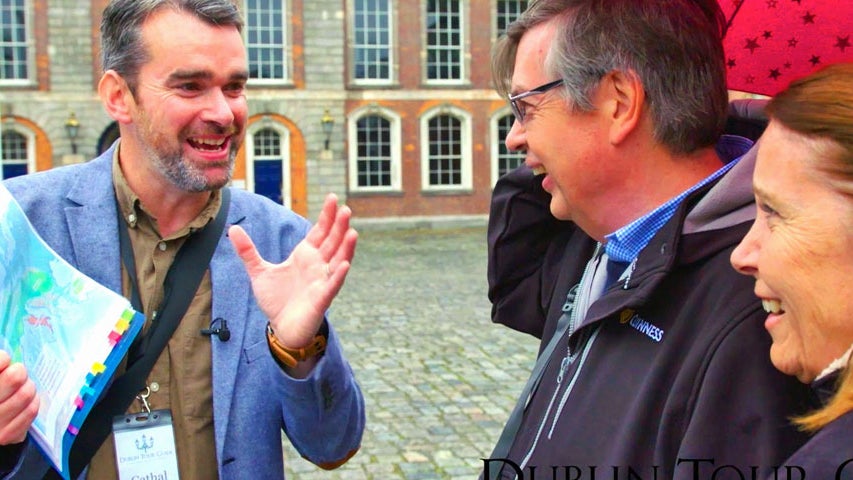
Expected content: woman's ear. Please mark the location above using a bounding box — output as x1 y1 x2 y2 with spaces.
98 70 134 124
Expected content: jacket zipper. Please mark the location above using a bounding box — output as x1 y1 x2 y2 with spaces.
513 244 602 475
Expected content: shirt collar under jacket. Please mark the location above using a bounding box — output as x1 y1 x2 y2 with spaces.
604 135 754 264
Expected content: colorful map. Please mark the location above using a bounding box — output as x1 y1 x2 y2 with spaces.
0 183 144 479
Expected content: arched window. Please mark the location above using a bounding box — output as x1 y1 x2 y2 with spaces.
1 129 32 179
420 106 472 191
348 107 402 192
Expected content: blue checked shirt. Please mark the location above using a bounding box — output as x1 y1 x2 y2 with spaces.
604 135 754 264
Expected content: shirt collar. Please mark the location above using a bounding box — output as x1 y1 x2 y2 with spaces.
604 135 752 263
111 141 222 239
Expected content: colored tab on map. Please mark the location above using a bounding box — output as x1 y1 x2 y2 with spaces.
108 330 122 345
73 396 84 410
91 363 106 374
67 425 79 436
116 312 132 332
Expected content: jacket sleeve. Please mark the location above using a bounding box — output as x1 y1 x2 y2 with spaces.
1 440 51 479
672 307 814 479
487 165 569 339
273 323 365 469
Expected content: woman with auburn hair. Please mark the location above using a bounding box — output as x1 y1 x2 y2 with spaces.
731 62 853 479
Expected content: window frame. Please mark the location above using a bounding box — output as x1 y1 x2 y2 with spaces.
348 0 397 86
347 106 402 193
0 0 35 87
0 123 36 179
423 0 467 85
419 105 472 192
243 0 293 86
494 0 527 39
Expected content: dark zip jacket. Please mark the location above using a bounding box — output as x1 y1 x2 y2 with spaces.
486 144 814 480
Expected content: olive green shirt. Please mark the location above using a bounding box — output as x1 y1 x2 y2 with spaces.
87 149 220 479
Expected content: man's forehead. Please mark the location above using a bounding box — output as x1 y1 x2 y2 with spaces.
511 23 557 89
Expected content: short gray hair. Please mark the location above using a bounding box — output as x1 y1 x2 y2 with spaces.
492 0 729 155
100 0 244 94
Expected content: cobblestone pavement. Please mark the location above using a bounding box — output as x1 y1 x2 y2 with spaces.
283 226 539 479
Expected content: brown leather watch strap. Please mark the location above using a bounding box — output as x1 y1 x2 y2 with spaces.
266 323 327 368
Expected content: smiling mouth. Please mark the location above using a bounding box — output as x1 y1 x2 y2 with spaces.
188 137 227 152
762 299 785 314
531 166 546 175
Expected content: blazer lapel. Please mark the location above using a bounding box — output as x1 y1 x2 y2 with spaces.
210 196 250 459
65 153 122 293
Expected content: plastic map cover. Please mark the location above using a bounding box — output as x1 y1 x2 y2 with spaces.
0 183 144 479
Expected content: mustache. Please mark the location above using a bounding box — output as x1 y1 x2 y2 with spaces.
187 124 241 137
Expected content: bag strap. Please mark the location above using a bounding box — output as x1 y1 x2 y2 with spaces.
55 188 231 479
483 308 572 480
484 244 602 480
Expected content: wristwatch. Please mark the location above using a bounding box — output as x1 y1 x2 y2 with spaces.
266 322 327 368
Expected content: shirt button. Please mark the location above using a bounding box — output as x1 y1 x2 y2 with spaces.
149 382 160 392
158 241 167 251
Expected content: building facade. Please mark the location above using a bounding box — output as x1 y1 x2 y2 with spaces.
0 0 528 222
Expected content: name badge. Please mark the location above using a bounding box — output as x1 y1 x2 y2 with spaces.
113 410 181 480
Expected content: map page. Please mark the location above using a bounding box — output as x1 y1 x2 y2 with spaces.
0 183 144 479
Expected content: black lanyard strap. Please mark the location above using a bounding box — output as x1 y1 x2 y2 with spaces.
47 188 231 479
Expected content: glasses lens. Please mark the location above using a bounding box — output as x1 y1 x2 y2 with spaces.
510 99 524 123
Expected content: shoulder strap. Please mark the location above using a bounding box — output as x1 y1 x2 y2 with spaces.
57 188 231 479
484 244 602 480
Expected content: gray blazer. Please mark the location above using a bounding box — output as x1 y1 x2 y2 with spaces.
3 145 364 479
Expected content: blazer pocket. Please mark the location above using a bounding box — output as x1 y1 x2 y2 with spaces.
242 338 270 364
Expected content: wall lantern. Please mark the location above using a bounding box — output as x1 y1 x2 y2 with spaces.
64 112 80 154
321 109 334 151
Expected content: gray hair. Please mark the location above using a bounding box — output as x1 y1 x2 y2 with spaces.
492 0 729 155
100 0 244 94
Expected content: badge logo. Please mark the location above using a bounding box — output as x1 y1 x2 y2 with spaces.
135 434 154 453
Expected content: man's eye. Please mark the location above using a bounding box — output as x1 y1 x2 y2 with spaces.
224 83 246 95
178 83 201 92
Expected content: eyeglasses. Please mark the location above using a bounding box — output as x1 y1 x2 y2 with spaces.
508 79 564 124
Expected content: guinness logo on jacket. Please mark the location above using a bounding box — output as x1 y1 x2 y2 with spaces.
619 309 664 343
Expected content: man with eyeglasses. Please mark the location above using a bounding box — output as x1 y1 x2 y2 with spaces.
482 1 812 479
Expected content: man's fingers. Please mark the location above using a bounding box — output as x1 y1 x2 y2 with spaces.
318 204 353 261
329 228 358 272
304 194 339 247
228 225 266 277
0 392 39 445
0 358 25 403
0 351 10 374
0 362 38 445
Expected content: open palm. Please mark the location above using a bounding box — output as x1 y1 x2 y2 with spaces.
229 194 357 350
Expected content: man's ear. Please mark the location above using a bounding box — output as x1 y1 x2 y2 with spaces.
601 69 645 146
98 70 134 124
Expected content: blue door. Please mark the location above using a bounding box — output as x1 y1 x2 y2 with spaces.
254 159 283 204
2 163 27 179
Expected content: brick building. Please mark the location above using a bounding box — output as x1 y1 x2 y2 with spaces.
0 0 529 223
